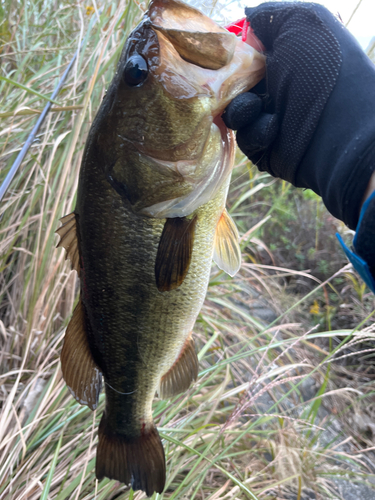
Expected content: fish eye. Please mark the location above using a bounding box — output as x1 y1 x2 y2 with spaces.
123 55 148 87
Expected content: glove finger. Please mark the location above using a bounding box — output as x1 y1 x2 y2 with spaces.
236 113 278 157
222 92 262 131
245 2 309 51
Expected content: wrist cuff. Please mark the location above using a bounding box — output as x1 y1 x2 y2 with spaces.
336 190 375 293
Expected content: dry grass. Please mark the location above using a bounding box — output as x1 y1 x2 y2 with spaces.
1 1 375 499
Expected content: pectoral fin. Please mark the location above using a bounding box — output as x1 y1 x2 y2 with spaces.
155 215 197 292
56 212 80 275
159 336 198 399
61 299 102 410
213 209 241 277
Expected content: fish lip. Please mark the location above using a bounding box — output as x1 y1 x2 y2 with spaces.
213 113 231 159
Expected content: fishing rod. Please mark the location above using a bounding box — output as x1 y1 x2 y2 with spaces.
0 9 101 204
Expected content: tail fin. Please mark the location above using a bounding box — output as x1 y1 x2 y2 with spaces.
96 414 166 497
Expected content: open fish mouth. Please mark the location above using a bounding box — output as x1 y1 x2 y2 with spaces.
134 1 264 218
148 0 238 71
103 0 265 219
141 113 235 218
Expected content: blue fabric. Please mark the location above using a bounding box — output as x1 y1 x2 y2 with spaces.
336 190 375 294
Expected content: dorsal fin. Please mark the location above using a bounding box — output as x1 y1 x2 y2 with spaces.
56 212 80 275
61 299 102 410
213 209 241 277
158 336 198 399
155 215 197 292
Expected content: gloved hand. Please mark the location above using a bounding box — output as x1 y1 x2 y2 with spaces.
223 2 375 232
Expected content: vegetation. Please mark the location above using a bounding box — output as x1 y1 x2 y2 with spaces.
1 1 375 499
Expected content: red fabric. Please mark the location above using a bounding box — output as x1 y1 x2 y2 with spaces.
225 17 246 36
225 18 265 52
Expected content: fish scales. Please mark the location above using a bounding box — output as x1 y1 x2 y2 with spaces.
56 0 265 496
77 150 228 422
78 152 226 386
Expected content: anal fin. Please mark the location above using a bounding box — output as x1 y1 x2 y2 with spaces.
56 212 80 275
61 299 102 410
155 215 197 292
213 208 241 277
159 336 198 399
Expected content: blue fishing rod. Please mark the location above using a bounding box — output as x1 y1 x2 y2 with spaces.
0 8 101 204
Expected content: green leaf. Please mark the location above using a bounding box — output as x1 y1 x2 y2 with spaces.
0 75 61 105
40 433 63 500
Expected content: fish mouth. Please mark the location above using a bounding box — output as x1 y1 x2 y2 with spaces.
213 113 232 163
140 113 234 219
148 0 237 71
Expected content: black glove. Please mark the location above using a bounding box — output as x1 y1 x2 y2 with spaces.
223 2 375 232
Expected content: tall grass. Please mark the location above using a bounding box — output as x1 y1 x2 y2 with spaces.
1 1 375 499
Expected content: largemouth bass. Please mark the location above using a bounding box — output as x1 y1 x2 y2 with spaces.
56 0 264 495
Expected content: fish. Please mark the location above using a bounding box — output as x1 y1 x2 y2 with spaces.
56 0 265 496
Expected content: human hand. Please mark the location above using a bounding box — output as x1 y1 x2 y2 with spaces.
223 2 375 231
